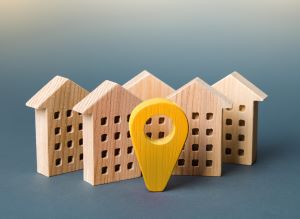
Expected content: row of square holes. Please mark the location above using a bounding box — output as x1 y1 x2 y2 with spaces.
101 162 134 174
226 119 246 126
54 123 83 135
225 133 245 141
178 159 213 167
55 153 83 166
100 114 130 126
54 138 83 151
225 148 244 156
101 146 134 158
101 131 131 142
226 105 246 112
192 112 213 120
54 110 81 119
188 143 213 152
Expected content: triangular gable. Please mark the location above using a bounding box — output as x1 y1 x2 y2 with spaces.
74 80 140 115
26 76 69 109
213 71 268 101
123 70 174 100
168 77 232 108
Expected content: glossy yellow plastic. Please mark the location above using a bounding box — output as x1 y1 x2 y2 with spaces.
129 98 188 192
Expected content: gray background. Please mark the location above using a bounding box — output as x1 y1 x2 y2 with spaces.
0 0 300 218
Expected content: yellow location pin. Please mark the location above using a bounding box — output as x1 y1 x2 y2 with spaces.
129 98 188 192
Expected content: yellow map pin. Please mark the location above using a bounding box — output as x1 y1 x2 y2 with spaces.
129 98 188 192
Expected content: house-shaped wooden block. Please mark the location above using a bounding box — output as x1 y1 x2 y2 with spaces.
123 70 175 140
212 72 268 165
73 80 142 186
26 76 89 176
168 78 232 176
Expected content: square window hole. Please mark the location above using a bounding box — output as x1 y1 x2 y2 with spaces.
206 144 213 151
101 150 108 158
127 131 131 138
225 133 232 140
114 115 121 124
54 111 60 119
101 134 107 142
206 160 213 167
146 118 152 125
206 113 213 120
79 123 83 130
158 132 165 139
100 117 107 125
101 166 108 174
226 119 232 125
54 127 60 135
159 117 165 124
115 148 121 156
127 162 133 170
238 134 245 141
66 110 72 117
114 132 121 140
55 158 61 166
146 132 152 138
206 129 213 136
238 149 244 156
67 156 74 164
178 159 185 166
192 144 199 151
67 140 73 148
127 146 133 154
127 114 131 122
79 153 83 160
225 148 232 155
239 120 245 126
67 125 73 133
239 105 246 112
79 138 83 145
115 164 121 172
54 143 61 150
192 159 199 166
226 108 232 111
192 128 199 135
192 112 199 119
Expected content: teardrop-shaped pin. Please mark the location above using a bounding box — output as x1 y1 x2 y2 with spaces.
129 98 188 192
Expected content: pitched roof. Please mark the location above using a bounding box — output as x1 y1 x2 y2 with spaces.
26 76 69 109
123 70 174 100
168 77 232 108
213 71 268 101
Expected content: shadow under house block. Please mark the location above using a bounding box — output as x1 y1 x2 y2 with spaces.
73 80 142 186
123 70 175 140
26 76 89 176
212 72 268 165
168 78 232 176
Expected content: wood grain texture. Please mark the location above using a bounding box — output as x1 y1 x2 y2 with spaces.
212 72 267 165
168 78 232 176
26 76 89 176
73 80 142 186
129 98 188 192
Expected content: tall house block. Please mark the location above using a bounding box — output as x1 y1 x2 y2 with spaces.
26 76 89 176
73 81 141 186
212 72 268 165
123 70 175 141
168 78 232 176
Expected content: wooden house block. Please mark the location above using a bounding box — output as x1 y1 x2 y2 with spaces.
73 80 142 186
26 76 89 176
123 70 175 140
212 72 268 165
168 78 232 176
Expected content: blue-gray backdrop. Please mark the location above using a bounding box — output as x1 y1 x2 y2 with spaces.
0 0 299 218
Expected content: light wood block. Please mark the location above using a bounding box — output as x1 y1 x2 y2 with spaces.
73 80 142 186
129 98 188 192
26 76 89 176
168 78 232 176
212 72 268 165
